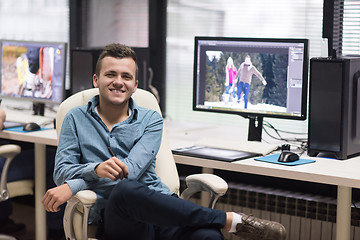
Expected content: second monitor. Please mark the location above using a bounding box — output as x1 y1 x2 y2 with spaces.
193 36 309 141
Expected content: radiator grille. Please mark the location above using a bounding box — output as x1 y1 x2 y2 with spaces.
181 179 360 240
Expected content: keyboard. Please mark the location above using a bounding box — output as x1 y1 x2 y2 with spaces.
5 112 54 126
194 137 279 156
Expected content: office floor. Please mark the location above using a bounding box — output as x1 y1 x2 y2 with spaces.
9 195 233 240
10 199 35 240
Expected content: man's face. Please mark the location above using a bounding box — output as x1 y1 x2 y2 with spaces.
93 56 138 107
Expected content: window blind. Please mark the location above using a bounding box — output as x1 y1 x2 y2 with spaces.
166 0 323 132
0 0 70 89
342 0 360 55
86 0 149 48
0 0 69 43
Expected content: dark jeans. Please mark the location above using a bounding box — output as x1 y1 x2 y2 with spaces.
102 179 226 240
0 140 64 230
237 82 250 109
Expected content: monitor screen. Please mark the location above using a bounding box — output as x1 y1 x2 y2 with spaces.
0 39 67 104
193 36 308 120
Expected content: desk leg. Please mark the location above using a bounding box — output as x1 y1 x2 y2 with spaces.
35 143 47 240
336 186 351 240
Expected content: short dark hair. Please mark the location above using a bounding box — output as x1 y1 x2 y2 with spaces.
95 43 138 78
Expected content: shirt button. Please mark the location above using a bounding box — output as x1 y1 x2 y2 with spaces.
110 134 113 138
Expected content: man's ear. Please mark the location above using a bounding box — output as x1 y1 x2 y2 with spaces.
133 80 138 93
93 74 99 88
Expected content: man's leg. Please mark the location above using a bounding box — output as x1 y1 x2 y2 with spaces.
243 83 250 109
157 226 224 240
237 82 243 101
102 179 226 240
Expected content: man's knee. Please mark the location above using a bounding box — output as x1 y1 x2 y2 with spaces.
112 179 133 195
110 179 143 203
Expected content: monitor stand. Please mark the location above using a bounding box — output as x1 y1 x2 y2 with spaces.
247 116 263 142
33 103 45 116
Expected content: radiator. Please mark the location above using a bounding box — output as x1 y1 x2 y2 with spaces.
180 179 360 240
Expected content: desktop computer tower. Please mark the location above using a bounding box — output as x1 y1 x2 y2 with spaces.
71 47 150 95
308 56 360 159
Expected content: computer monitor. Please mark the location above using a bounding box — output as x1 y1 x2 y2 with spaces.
0 39 67 114
193 36 309 141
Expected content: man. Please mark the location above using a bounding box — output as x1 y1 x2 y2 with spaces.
42 43 286 240
236 55 267 109
0 107 64 239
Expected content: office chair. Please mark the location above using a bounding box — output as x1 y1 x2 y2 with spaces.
57 88 228 240
0 144 33 240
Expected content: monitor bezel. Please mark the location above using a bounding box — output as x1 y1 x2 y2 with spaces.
0 39 67 105
192 36 309 121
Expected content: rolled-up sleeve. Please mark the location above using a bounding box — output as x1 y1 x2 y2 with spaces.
54 112 95 194
121 111 163 180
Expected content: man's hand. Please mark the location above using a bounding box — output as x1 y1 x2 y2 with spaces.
42 183 72 212
95 157 129 181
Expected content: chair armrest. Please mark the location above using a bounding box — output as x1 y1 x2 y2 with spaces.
75 190 97 205
63 190 97 240
0 145 21 202
180 173 228 208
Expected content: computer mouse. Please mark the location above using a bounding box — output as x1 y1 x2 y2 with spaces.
278 150 300 163
23 122 41 131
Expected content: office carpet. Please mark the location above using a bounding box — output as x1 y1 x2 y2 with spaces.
9 197 35 240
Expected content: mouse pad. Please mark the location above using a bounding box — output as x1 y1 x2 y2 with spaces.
254 153 316 166
5 126 52 133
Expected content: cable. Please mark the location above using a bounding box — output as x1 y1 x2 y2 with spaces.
262 120 308 152
263 120 307 135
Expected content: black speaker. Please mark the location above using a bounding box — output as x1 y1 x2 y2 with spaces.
70 47 150 95
308 56 360 159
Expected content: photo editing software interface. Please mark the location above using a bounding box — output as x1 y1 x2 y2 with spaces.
0 40 67 104
193 37 308 120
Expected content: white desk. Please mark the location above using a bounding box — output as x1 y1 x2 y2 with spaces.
0 129 57 240
165 120 360 240
1 119 358 240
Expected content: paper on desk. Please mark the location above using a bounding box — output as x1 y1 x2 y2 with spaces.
195 138 278 155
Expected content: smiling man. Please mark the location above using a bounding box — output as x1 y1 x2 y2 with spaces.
42 43 286 240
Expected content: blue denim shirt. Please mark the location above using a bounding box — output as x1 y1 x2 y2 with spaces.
54 95 171 224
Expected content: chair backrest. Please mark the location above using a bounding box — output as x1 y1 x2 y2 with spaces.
56 88 180 194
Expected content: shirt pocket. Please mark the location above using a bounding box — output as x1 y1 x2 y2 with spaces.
111 126 141 155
